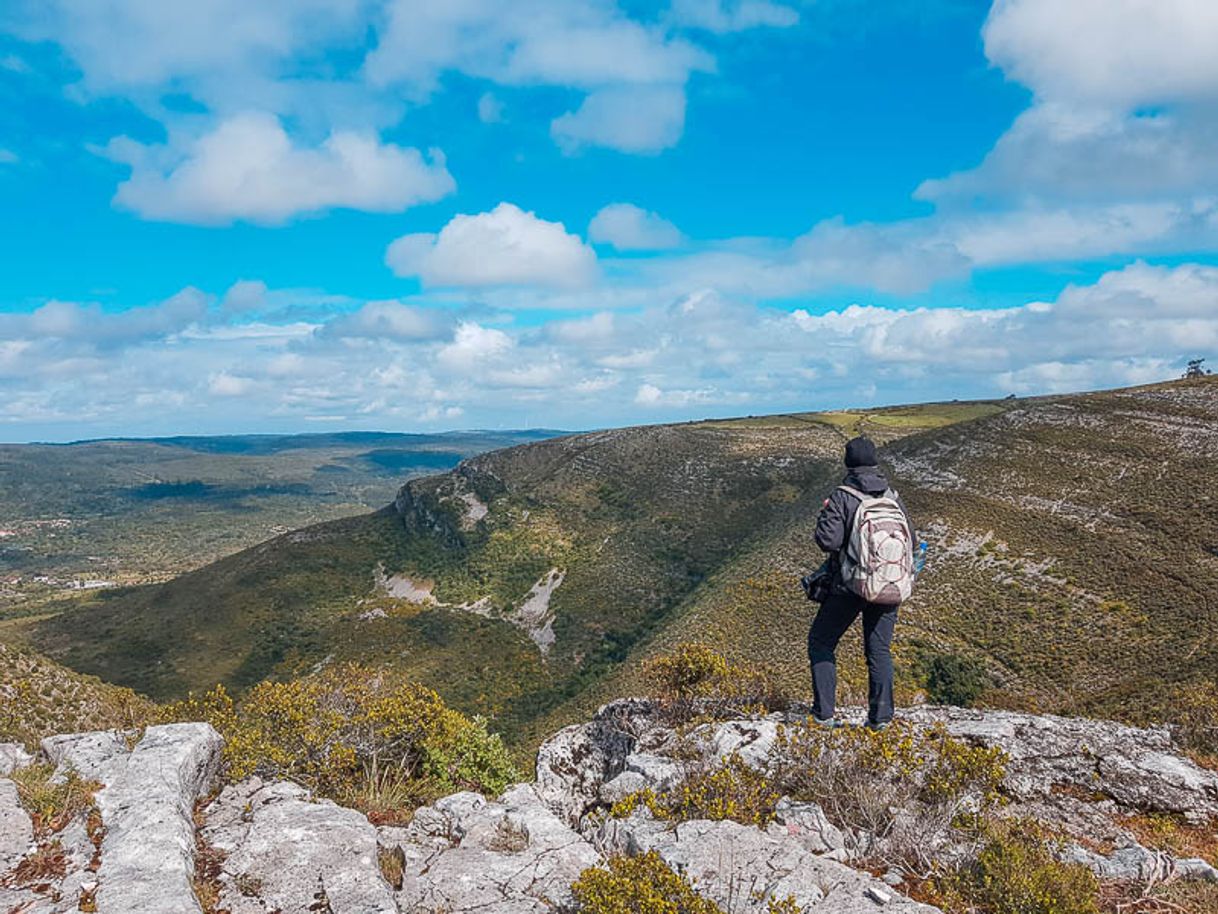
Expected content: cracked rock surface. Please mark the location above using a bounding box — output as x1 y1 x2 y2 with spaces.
201 777 397 914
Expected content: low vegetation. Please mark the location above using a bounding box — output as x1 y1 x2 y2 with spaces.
923 652 990 708
9 762 99 834
571 850 803 914
644 642 784 723
935 819 1099 914
612 752 781 828
160 664 517 817
0 642 151 749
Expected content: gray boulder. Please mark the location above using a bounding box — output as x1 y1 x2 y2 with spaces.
599 809 940 914
384 783 599 912
895 706 1218 823
201 777 398 914
1062 842 1218 882
0 778 33 870
93 723 223 914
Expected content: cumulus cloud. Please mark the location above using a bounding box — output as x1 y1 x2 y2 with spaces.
4 264 1217 438
319 301 449 341
983 0 1218 107
106 113 454 225
436 322 513 371
386 203 598 289
589 203 683 250
221 280 268 315
919 0 1218 211
552 85 686 154
364 1 710 92
208 372 254 397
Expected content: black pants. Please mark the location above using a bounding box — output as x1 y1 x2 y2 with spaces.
807 591 897 725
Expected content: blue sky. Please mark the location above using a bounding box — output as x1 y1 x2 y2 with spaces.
1 0 1217 441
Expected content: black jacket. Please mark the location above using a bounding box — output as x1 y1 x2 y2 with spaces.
814 465 916 589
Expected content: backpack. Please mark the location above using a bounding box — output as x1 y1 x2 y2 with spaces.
837 485 914 605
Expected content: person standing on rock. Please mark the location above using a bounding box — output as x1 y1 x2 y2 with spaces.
808 435 917 730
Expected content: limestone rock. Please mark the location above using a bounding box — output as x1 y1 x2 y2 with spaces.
201 777 397 914
1062 843 1218 882
534 700 649 822
0 779 33 870
766 797 847 858
93 723 223 914
384 783 599 912
0 743 33 777
599 809 940 914
895 706 1218 823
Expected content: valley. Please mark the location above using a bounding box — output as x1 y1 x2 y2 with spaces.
0 429 556 617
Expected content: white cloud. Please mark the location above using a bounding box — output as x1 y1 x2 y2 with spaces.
917 0 1218 216
365 1 710 92
552 85 686 154
5 264 1217 438
918 104 1218 204
589 203 683 250
669 0 799 33
983 0 1218 107
386 202 597 289
15 288 209 346
436 322 513 371
221 280 268 314
107 112 454 225
208 372 254 397
319 301 449 341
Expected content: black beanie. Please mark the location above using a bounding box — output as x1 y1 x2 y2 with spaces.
844 436 878 468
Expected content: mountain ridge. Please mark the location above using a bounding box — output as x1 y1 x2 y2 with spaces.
10 377 1218 748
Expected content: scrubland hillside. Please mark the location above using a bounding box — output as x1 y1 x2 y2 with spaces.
11 378 1218 749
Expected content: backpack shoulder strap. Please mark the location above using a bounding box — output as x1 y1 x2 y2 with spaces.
837 485 869 501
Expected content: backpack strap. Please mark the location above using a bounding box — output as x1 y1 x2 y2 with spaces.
837 485 869 501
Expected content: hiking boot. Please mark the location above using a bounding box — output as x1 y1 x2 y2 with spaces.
865 720 891 732
812 716 844 729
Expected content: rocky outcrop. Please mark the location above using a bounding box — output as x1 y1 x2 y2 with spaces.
379 784 599 912
1 703 1215 913
201 777 397 914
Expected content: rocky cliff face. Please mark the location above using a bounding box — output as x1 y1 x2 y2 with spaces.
1 703 1215 913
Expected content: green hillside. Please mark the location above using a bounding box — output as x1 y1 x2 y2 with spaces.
0 429 554 615
11 379 1218 747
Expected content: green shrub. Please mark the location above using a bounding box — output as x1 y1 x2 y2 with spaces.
571 851 805 914
571 851 724 914
644 643 783 722
925 653 990 708
612 753 780 827
773 720 1006 869
940 819 1098 914
160 664 517 810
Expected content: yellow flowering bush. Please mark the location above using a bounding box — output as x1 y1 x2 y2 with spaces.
571 851 723 914
161 664 517 810
772 719 1006 850
611 753 780 828
938 818 1098 914
571 851 805 914
644 643 783 722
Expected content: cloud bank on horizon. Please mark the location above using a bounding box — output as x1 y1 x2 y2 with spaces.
1 0 1217 439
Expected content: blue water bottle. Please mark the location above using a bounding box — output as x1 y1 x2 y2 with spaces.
913 542 928 575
